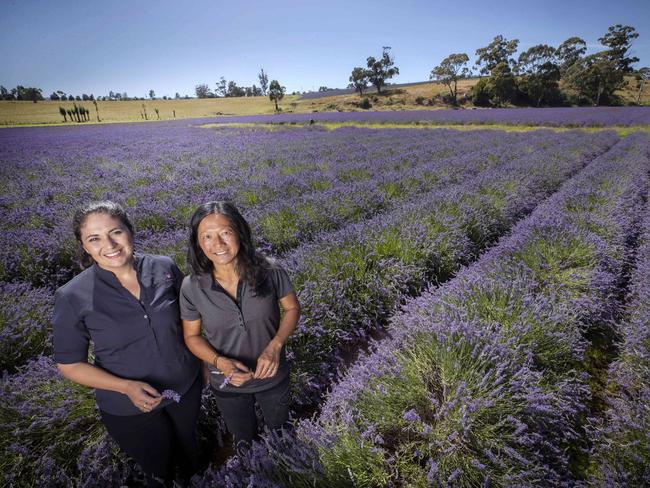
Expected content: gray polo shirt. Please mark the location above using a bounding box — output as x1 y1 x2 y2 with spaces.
179 264 294 393
53 253 201 415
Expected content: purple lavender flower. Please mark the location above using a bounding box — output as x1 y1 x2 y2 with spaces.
402 409 420 422
219 375 232 389
427 461 439 481
161 389 181 403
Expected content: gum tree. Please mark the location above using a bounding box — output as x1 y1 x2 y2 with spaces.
516 44 561 106
268 79 285 111
473 35 519 105
475 35 519 75
555 37 587 75
349 67 369 96
565 52 621 105
195 84 211 99
366 47 399 94
599 24 639 73
430 53 471 105
565 24 639 106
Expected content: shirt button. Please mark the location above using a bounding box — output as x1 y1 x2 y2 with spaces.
144 315 148 319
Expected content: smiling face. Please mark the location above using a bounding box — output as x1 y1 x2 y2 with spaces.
197 213 240 269
79 212 135 272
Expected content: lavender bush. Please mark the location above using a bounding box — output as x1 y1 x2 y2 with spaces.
0 282 54 372
587 203 650 486
0 356 139 487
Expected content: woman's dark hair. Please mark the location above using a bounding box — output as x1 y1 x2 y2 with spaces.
188 201 270 295
73 201 135 268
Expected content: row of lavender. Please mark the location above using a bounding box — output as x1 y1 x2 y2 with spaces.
0 125 533 287
277 131 615 406
198 132 650 486
588 199 650 485
194 106 650 127
0 127 616 486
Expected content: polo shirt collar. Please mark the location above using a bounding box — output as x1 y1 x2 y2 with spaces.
197 271 243 298
197 272 213 289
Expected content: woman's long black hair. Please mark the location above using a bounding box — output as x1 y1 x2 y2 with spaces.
187 201 270 295
72 201 135 269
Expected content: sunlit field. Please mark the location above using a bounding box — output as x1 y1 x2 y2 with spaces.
1 109 650 486
0 96 299 126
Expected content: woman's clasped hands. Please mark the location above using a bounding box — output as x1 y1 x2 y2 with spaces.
213 340 281 388
214 356 253 387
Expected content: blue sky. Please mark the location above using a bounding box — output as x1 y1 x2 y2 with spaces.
2 0 649 98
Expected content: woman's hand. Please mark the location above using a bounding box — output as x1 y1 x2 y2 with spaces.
183 318 253 387
123 380 162 413
216 357 253 387
57 362 162 414
254 340 282 379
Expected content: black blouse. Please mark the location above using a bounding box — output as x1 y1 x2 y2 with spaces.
53 253 200 415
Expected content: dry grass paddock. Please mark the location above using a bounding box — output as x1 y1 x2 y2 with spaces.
0 95 300 126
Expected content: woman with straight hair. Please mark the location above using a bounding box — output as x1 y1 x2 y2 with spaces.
180 201 300 452
52 201 201 487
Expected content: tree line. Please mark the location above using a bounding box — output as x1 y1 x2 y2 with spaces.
0 85 45 102
195 69 286 111
348 25 647 107
194 68 274 99
391 25 645 107
464 24 646 107
0 86 188 103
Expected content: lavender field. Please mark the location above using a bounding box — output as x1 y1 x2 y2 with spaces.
1 112 649 487
199 106 650 127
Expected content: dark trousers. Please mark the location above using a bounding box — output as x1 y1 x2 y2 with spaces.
101 373 202 488
212 374 290 451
